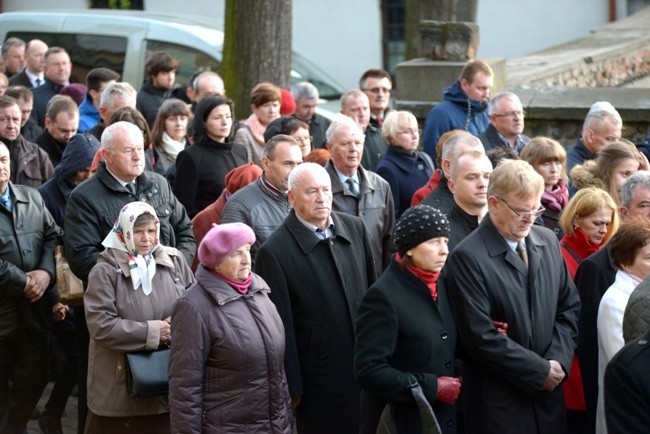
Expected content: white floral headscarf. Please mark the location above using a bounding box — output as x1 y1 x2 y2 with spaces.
102 201 160 295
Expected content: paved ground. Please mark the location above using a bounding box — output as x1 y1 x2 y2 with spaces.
26 382 78 434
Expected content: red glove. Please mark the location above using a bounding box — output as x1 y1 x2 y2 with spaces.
436 376 461 404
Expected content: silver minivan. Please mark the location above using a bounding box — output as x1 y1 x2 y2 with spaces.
0 9 345 100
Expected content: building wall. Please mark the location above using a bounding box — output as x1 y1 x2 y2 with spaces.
476 0 610 59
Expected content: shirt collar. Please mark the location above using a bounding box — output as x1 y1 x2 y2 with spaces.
105 165 136 189
497 131 525 153
332 162 358 186
295 211 334 239
24 69 44 87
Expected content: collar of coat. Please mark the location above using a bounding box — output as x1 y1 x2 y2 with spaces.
325 160 379 196
285 210 354 255
478 215 550 276
96 161 153 193
194 266 270 306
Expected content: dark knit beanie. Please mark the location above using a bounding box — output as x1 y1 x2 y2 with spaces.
394 205 451 256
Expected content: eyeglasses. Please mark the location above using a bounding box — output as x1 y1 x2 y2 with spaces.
492 110 526 118
363 87 391 94
497 197 545 221
397 128 421 136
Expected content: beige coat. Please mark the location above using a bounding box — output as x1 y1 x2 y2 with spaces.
84 246 195 417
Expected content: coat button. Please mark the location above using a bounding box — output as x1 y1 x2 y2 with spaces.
445 361 451 369
447 419 453 426
165 209 170 215
148 192 152 197
153 189 158 193
441 332 448 340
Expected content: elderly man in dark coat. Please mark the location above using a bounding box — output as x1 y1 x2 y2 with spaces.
446 159 580 434
255 162 377 434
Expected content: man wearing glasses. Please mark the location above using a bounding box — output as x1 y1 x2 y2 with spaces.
359 68 392 128
423 59 494 163
446 159 580 434
479 92 530 154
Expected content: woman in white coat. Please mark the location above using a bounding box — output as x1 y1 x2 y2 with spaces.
596 218 650 434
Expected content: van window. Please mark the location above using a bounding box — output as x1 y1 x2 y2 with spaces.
7 31 127 85
146 40 220 88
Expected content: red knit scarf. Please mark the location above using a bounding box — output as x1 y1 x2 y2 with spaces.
396 253 440 301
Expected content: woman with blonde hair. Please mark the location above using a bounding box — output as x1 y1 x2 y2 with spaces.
557 186 619 433
520 137 568 236
376 110 434 218
570 140 647 204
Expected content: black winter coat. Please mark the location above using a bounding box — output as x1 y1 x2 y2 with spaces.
255 210 377 434
446 217 580 434
355 260 457 434
574 245 616 417
64 162 195 282
0 183 61 338
173 137 247 218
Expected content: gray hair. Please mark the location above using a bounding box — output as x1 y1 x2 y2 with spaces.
1 37 25 59
263 134 301 159
192 71 223 92
288 162 330 192
291 82 319 102
101 121 144 150
340 89 366 110
440 133 484 163
582 109 622 138
325 113 364 144
620 171 650 209
100 82 137 110
488 92 522 116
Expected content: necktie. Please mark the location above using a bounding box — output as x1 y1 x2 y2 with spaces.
35 77 42 87
516 241 528 268
345 177 359 197
0 194 12 212
376 116 383 127
125 182 136 195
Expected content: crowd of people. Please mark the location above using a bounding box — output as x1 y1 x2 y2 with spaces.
2 35 650 434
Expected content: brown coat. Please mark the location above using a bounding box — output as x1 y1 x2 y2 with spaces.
169 268 292 434
84 246 195 417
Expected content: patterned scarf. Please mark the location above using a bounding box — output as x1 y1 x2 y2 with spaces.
244 113 266 146
102 201 160 296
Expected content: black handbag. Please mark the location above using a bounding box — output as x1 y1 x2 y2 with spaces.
124 344 171 397
376 375 442 434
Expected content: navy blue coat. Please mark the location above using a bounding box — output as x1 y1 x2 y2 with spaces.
376 146 433 219
422 81 490 161
38 133 101 228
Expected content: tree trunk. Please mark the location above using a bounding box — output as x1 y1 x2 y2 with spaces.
222 0 292 120
404 0 477 60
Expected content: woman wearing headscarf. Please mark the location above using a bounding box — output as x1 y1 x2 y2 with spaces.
83 202 195 434
355 205 460 434
169 222 291 434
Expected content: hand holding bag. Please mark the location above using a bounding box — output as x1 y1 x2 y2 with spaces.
55 245 84 306
376 374 442 434
124 343 171 397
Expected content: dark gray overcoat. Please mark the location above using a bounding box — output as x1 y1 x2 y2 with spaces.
446 217 580 434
